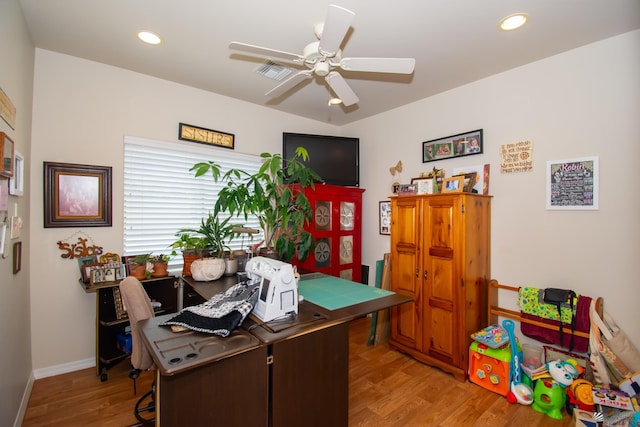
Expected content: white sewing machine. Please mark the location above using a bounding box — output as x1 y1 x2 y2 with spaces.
245 256 298 322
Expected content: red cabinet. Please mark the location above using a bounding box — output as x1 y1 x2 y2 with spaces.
295 184 365 283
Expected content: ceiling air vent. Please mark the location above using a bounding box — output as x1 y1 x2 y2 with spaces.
254 60 294 81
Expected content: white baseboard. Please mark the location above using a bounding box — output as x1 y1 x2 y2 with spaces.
13 371 34 427
32 357 95 379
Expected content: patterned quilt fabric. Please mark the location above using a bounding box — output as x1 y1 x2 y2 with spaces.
517 286 578 323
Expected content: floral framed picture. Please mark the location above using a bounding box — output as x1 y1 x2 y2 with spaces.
379 201 391 235
44 162 112 228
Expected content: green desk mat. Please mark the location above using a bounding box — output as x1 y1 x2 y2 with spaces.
298 274 394 311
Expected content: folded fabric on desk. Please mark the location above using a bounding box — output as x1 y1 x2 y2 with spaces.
161 282 260 337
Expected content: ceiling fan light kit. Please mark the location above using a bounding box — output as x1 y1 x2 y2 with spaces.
229 4 416 106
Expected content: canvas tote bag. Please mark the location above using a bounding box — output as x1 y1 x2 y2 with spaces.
589 300 613 386
590 300 640 377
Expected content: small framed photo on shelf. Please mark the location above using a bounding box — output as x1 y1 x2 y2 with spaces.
452 164 490 195
442 176 465 193
379 201 391 235
452 172 478 193
397 183 417 195
411 177 435 195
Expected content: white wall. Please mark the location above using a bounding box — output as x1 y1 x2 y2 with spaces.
0 0 34 425
29 30 639 376
29 50 340 371
346 30 640 347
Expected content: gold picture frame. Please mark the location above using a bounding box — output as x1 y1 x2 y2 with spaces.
442 176 464 193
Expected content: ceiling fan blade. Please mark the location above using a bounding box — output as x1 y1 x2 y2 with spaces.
318 5 355 56
229 41 304 63
326 71 359 106
339 57 416 74
265 70 314 99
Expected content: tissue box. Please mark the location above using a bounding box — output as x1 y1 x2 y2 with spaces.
573 409 596 427
116 332 132 354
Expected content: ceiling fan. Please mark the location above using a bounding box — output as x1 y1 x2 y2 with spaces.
229 4 416 106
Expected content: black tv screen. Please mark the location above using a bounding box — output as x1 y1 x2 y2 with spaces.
282 132 359 187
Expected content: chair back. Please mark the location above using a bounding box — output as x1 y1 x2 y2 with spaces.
119 277 155 371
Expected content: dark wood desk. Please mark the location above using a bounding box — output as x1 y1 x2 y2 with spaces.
140 274 411 427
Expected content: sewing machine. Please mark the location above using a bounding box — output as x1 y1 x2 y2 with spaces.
245 256 298 322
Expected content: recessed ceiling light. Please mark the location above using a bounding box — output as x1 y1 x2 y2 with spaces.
137 30 163 45
498 13 529 31
328 98 342 106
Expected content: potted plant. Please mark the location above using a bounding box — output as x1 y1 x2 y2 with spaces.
149 253 170 278
171 214 241 278
169 232 207 276
190 147 321 262
128 253 151 280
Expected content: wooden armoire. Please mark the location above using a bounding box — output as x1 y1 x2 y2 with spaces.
388 193 491 381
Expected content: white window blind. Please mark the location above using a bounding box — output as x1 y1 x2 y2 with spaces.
123 136 263 272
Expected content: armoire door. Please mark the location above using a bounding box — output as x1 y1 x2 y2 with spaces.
390 197 423 350
421 196 460 366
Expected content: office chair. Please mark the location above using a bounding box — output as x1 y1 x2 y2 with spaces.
119 276 156 425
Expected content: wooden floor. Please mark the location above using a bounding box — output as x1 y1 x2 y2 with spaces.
23 317 573 426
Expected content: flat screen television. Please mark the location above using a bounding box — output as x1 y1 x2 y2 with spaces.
282 132 359 187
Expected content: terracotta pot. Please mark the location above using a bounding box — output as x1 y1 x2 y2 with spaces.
151 262 168 278
130 264 147 280
182 252 201 276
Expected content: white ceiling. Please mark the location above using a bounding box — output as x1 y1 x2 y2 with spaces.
19 0 640 126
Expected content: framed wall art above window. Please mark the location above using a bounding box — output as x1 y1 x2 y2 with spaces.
43 162 112 228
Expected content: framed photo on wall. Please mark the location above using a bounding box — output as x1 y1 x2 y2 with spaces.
44 162 112 228
422 129 483 163
0 132 15 178
379 201 391 235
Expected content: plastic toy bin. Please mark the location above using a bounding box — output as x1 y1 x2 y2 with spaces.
469 341 514 396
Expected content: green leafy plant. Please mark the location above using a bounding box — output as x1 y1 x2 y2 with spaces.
169 232 207 256
190 147 321 262
149 253 170 263
173 214 240 259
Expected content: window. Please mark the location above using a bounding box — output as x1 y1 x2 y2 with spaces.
123 136 263 273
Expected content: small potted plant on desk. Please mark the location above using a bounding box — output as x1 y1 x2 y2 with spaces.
190 147 321 263
170 232 207 276
172 214 240 280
